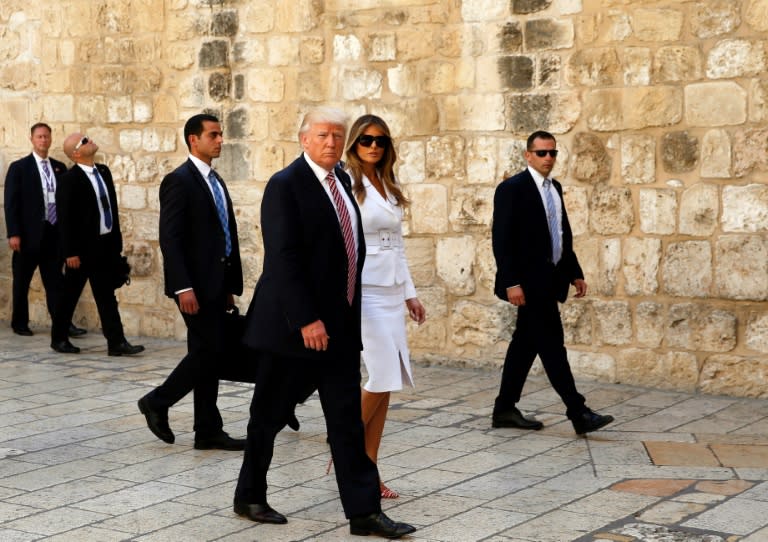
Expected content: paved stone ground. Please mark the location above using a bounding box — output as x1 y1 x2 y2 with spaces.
1 325 768 541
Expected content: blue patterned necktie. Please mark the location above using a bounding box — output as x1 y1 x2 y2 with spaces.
543 178 562 264
41 160 56 224
207 170 232 256
93 167 112 230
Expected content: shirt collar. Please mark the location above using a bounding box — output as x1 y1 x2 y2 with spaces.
189 154 213 179
527 165 549 189
32 151 48 163
303 152 335 183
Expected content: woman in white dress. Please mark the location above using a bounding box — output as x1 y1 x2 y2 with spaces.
345 115 426 499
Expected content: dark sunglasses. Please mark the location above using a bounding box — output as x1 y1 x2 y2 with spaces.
74 136 89 151
530 149 558 158
357 135 390 148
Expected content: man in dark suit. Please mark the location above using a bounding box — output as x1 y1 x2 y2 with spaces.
137 113 245 451
49 133 144 357
233 107 416 538
491 130 614 436
3 123 86 337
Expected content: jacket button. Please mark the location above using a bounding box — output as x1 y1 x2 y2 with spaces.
220 257 225 263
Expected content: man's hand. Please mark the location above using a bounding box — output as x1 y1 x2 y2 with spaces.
301 319 329 351
66 256 81 269
506 285 525 306
8 236 21 252
573 278 587 298
178 289 199 314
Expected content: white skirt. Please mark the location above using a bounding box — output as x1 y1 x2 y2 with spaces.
361 283 414 393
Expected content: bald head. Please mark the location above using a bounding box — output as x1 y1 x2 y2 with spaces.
63 133 97 164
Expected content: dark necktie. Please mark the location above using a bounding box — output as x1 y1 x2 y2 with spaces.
207 170 232 257
543 178 561 264
326 172 357 305
41 160 56 224
93 167 112 230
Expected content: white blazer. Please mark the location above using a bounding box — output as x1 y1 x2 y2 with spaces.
356 173 417 300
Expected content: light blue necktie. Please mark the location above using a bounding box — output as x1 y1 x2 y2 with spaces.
41 160 56 224
543 178 561 264
93 167 112 230
207 170 232 257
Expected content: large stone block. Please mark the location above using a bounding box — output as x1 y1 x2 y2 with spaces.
566 48 621 87
747 0 768 31
506 92 581 135
436 236 476 296
524 19 574 51
405 238 436 287
246 68 284 102
268 35 299 66
639 188 677 234
635 302 664 347
662 242 712 297
106 96 133 124
442 95 505 131
498 55 534 90
408 184 448 233
661 131 698 173
631 8 683 41
589 185 634 235
461 0 508 21
340 67 383 100
617 349 698 391
679 183 719 236
620 133 655 184
706 39 766 79
585 87 682 131
449 186 495 231
395 28 436 61
594 300 632 345
397 141 425 184
715 234 768 301
562 300 592 345
699 355 768 398
722 184 768 233
570 132 611 184
623 237 661 296
450 301 514 346
540 53 562 88
746 311 768 354
475 237 496 294
685 82 747 127
569 350 616 382
199 40 229 68
623 46 651 86
691 0 740 38
377 99 439 137
700 129 731 178
653 46 702 83
426 135 465 181
665 303 737 352
465 137 498 185
732 128 768 177
596 238 621 296
563 186 589 236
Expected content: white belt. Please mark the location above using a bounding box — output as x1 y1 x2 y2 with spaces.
364 230 401 249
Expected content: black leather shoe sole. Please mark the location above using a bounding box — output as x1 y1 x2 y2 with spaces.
491 418 543 430
138 397 174 444
108 344 145 356
350 513 417 538
13 327 33 336
234 501 287 524
573 414 614 435
51 341 80 354
68 325 87 337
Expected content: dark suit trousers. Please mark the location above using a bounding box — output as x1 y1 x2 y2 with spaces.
235 349 381 519
495 297 586 418
51 235 125 345
147 299 225 437
11 222 62 328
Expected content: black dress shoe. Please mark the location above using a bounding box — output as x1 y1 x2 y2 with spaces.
571 409 614 435
13 326 33 336
51 340 80 354
492 407 543 430
138 395 174 443
350 512 416 538
233 501 287 524
194 432 246 451
68 324 87 337
108 341 145 356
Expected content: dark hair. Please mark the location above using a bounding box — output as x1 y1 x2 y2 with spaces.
527 130 556 150
345 114 408 207
30 123 52 136
183 113 220 150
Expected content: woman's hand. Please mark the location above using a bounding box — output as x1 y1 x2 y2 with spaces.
406 298 426 325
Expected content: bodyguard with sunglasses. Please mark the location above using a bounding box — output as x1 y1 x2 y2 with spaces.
491 130 613 435
50 133 144 356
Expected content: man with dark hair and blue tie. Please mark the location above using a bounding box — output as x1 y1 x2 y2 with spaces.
491 130 613 435
50 133 143 357
137 113 246 451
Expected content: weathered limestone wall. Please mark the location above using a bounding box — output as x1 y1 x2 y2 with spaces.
1 0 767 397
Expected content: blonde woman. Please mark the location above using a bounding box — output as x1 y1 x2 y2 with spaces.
345 114 426 499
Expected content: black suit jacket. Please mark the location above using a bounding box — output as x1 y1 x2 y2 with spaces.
492 168 583 304
56 163 122 261
243 156 365 360
4 153 66 252
159 159 243 303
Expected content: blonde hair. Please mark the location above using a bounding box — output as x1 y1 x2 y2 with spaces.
298 107 349 140
345 115 408 207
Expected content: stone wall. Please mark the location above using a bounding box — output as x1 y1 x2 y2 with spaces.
1 0 767 397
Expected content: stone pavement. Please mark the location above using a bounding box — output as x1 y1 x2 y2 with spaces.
2 326 768 541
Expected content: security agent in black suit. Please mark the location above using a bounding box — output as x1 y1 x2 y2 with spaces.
50 133 144 357
491 130 613 436
233 107 416 538
3 123 86 338
137 114 245 452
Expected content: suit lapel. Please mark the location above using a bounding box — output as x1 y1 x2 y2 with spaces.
185 159 223 217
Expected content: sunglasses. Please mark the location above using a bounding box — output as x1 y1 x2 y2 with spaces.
357 135 390 148
530 149 558 158
74 136 89 151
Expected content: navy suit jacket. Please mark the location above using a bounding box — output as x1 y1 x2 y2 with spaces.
492 168 583 304
159 159 243 303
56 163 122 261
243 156 365 360
4 153 66 252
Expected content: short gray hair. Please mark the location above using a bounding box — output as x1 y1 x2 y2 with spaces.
298 107 349 139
